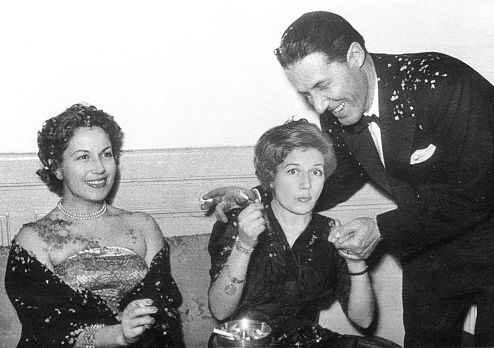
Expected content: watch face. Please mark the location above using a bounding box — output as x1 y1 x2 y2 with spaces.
225 283 237 295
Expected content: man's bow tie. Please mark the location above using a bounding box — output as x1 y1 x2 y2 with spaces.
346 114 380 134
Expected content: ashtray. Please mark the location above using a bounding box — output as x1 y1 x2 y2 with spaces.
213 319 272 347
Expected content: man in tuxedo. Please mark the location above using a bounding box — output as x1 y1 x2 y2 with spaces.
202 11 494 347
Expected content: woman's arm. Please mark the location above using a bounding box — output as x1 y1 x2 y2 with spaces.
341 255 375 329
208 242 252 320
136 212 166 267
208 202 266 320
15 224 55 270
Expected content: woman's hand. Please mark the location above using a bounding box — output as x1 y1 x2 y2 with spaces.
119 299 158 345
237 201 265 249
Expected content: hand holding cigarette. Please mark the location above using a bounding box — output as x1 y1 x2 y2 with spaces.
200 186 259 222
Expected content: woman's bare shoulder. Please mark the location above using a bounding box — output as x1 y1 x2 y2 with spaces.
109 207 164 247
14 216 72 267
110 207 158 229
16 217 68 245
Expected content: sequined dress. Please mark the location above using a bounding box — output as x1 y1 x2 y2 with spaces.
54 247 148 314
5 242 185 348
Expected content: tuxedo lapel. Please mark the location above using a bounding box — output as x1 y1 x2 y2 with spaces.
341 129 391 192
376 56 417 179
380 114 416 174
339 53 418 194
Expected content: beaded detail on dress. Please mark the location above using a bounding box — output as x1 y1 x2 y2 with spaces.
54 247 148 313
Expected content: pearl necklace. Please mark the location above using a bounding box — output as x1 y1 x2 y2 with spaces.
57 201 107 220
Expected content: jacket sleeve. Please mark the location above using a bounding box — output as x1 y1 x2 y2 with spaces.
378 62 494 258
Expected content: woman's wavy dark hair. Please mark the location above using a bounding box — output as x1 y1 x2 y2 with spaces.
254 118 337 191
36 103 124 196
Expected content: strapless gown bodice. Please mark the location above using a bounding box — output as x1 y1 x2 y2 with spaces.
54 247 148 313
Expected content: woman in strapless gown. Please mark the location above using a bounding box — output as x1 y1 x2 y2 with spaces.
5 104 185 348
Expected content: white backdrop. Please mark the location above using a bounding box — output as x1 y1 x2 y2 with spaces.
1 0 493 153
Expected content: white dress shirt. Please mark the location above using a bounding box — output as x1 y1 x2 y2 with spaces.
365 77 385 166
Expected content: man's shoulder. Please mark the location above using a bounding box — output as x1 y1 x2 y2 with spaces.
372 52 474 96
372 51 461 65
372 52 469 79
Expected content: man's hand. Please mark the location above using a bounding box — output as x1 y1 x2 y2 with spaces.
200 186 258 223
329 217 381 259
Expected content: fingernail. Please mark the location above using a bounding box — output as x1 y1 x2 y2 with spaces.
150 307 158 312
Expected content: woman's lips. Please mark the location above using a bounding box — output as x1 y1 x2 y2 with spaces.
85 178 107 188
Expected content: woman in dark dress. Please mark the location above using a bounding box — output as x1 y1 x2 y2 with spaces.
208 119 375 346
5 104 184 348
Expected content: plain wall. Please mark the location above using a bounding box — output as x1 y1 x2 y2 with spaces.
1 0 493 154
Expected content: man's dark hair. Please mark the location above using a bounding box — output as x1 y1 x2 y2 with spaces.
274 11 366 68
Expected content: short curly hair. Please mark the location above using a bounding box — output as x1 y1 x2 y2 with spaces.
36 103 124 196
254 119 337 191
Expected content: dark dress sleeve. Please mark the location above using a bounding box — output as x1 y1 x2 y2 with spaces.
312 215 352 316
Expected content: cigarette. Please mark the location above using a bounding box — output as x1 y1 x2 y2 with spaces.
213 328 235 339
200 197 214 203
239 191 250 201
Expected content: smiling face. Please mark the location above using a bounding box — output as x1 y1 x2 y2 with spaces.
56 126 116 205
285 45 372 126
271 148 326 218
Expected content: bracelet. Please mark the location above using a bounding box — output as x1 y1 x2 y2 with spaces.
83 324 105 348
222 264 245 296
347 266 369 276
235 236 255 254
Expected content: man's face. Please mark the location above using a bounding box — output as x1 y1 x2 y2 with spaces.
285 51 371 126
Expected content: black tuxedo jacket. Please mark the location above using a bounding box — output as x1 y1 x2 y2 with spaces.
317 52 494 295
